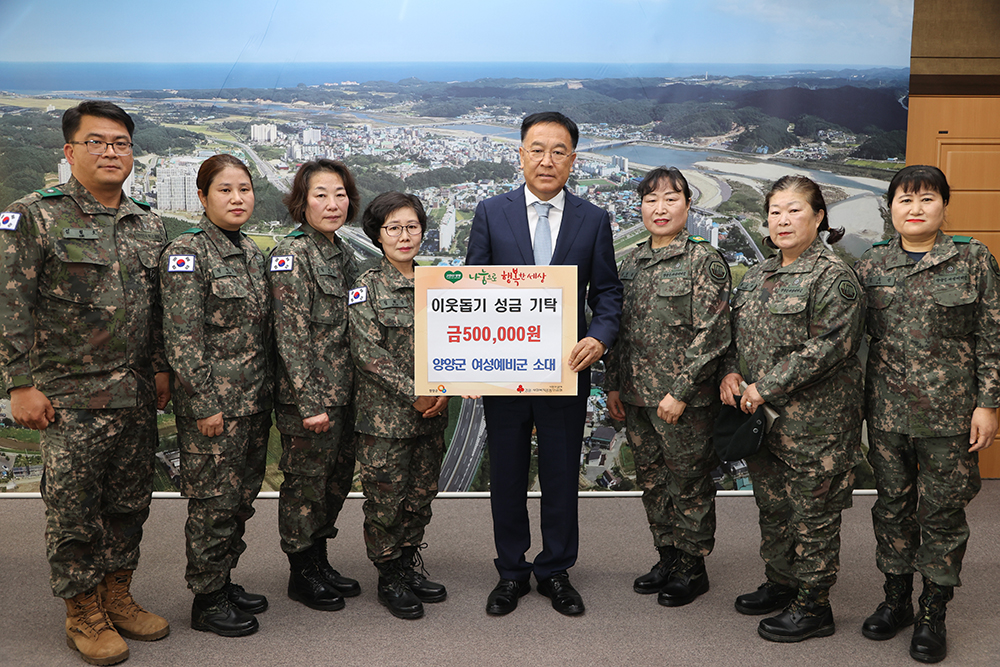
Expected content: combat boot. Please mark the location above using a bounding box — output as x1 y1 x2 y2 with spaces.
65 589 129 666
633 545 678 594
400 544 447 603
191 589 258 637
376 559 424 619
287 550 345 611
309 539 361 597
862 572 914 640
657 551 708 607
758 586 835 642
222 580 268 614
910 578 952 663
97 569 170 641
735 580 797 615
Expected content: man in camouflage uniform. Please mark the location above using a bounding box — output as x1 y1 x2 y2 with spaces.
269 160 363 612
0 101 170 665
348 192 448 620
723 229 864 642
159 157 273 637
854 166 1000 663
605 167 731 608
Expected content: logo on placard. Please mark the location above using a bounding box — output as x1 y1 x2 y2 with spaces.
444 270 463 284
437 385 447 393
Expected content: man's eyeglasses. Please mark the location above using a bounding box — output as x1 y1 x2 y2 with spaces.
523 148 573 164
69 140 134 156
382 223 423 237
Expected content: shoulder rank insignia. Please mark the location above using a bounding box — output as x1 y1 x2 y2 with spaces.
35 187 64 198
873 239 890 247
130 196 151 208
287 230 306 238
689 235 707 243
181 227 204 235
0 212 21 230
348 286 368 305
951 235 972 244
270 255 294 272
168 255 195 272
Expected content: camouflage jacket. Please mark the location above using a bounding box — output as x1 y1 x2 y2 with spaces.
348 257 447 438
725 237 864 470
160 218 273 419
0 176 168 408
269 225 358 417
855 232 1000 436
605 235 731 408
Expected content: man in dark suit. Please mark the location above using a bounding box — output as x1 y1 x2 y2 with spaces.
466 112 622 616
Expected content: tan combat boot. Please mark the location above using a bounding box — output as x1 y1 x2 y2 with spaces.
97 570 170 641
65 589 129 665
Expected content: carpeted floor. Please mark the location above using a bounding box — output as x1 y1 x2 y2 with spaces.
1 484 998 666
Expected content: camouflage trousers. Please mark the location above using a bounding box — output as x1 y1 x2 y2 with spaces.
623 402 719 557
356 432 444 563
178 411 270 594
747 441 855 589
276 403 356 554
40 405 157 598
868 427 981 587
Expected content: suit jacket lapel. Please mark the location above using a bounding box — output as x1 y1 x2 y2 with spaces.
551 188 579 265
502 185 534 264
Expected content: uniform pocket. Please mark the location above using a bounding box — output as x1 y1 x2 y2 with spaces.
206 277 250 328
49 237 114 304
864 286 894 339
767 296 809 350
312 274 348 326
931 285 977 337
655 278 692 326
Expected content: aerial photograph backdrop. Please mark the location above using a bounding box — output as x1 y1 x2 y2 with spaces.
0 0 915 494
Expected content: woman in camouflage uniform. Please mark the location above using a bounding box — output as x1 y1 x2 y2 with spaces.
606 167 731 607
269 160 363 612
160 154 273 638
720 175 864 643
854 165 999 664
347 192 449 620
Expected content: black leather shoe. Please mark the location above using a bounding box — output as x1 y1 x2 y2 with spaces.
758 592 835 643
310 540 361 598
223 581 268 614
287 551 345 611
486 579 531 616
633 546 678 594
862 572 914 640
376 561 424 620
536 572 585 616
909 579 951 663
657 554 708 607
735 581 797 615
191 590 259 637
862 601 914 640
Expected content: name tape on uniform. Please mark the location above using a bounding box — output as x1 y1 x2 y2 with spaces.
168 255 195 272
348 286 368 305
270 255 294 272
0 212 20 230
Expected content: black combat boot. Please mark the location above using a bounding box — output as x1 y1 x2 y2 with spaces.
376 559 424 619
735 580 797 615
910 578 952 663
758 586 835 642
222 580 268 614
309 539 361 598
287 550 345 611
862 572 914 640
191 589 259 637
657 552 709 607
400 544 447 603
633 545 678 594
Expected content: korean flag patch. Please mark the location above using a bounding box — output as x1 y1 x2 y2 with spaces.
0 212 21 230
348 286 368 305
270 255 294 272
168 255 195 272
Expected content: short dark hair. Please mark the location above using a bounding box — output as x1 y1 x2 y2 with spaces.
763 175 845 247
196 154 253 194
886 165 950 205
637 166 691 203
284 159 361 226
361 191 427 252
62 101 135 142
520 112 579 149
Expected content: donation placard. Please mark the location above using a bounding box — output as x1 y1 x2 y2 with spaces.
414 265 578 396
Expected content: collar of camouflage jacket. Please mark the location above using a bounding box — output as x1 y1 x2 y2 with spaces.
197 214 248 258
378 255 415 290
60 175 139 220
637 232 688 265
767 234 826 274
882 230 959 272
300 223 344 259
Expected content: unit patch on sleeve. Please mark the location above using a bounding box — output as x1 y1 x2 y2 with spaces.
709 260 728 283
270 255 294 272
168 255 195 272
838 279 858 301
0 212 20 230
348 286 368 305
